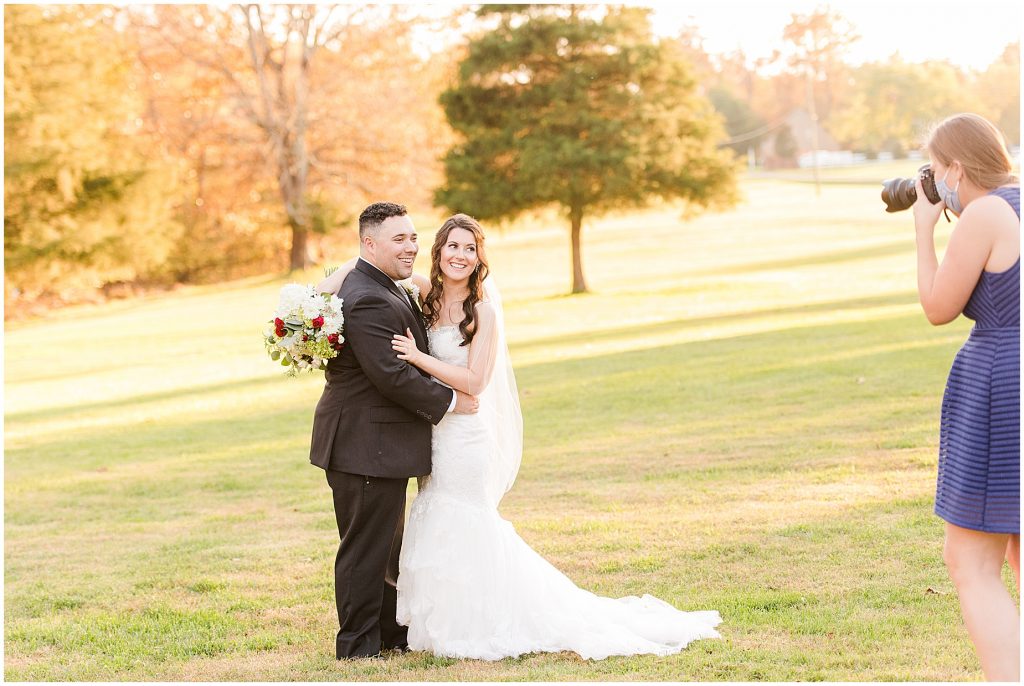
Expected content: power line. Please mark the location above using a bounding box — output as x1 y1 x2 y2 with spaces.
718 118 788 146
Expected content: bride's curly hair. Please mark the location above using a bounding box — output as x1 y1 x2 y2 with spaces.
422 214 490 347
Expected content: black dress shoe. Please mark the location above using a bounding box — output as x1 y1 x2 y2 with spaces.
384 643 410 654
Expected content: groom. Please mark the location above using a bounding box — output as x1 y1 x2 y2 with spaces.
309 201 478 659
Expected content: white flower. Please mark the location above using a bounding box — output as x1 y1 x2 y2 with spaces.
322 311 344 335
299 292 326 320
402 281 421 309
275 284 309 319
266 283 345 377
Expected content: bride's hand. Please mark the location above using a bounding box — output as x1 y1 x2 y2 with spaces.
392 328 425 366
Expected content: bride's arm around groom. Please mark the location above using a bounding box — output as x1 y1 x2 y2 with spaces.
391 301 499 395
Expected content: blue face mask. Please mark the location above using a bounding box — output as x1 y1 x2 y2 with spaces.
936 167 963 214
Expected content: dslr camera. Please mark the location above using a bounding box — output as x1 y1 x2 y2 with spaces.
881 164 942 213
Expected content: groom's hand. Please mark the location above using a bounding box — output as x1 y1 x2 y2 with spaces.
453 390 479 414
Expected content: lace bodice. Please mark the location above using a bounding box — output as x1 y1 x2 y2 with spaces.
427 326 469 368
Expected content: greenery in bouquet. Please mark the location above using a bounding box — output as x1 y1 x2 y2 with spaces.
264 283 344 376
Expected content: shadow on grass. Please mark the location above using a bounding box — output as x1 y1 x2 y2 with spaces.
5 374 287 425
4 397 314 484
687 240 913 278
10 290 927 428
515 310 958 475
7 309 961 495
512 291 920 360
2 310 977 682
4 274 288 332
7 360 166 386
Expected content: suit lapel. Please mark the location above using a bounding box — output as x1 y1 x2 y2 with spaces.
355 259 429 346
397 286 422 321
355 258 405 300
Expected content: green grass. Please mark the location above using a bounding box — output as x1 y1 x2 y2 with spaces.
5 176 1016 680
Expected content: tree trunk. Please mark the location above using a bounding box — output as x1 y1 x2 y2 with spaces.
569 204 588 294
289 221 309 271
280 160 310 271
241 4 316 273
281 147 310 271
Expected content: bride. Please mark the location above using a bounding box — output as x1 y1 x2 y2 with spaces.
392 213 721 661
321 213 721 661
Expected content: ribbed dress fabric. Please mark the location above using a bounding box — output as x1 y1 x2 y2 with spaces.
934 185 1020 534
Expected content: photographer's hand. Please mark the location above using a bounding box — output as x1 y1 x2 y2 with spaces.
912 177 942 324
912 177 945 235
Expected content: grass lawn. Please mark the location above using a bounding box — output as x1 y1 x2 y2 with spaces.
4 174 1017 680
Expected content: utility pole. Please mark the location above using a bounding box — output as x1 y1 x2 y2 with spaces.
806 67 821 196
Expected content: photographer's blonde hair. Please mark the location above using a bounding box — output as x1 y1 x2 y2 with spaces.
926 113 1018 189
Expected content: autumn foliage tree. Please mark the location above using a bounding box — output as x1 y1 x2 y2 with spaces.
130 4 455 277
4 5 182 302
971 42 1020 145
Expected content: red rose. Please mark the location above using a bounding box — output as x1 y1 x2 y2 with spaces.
311 316 324 329
275 327 286 337
274 318 284 327
327 333 339 344
303 334 309 342
333 343 343 351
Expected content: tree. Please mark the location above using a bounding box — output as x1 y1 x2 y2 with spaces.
782 6 859 193
781 6 859 124
131 5 345 272
436 5 737 293
128 6 278 283
130 4 454 274
707 86 768 157
831 58 964 155
973 43 1020 145
4 5 181 302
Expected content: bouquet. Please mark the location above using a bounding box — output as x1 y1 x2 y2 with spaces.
264 283 344 376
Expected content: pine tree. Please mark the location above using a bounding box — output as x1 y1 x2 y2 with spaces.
436 5 738 293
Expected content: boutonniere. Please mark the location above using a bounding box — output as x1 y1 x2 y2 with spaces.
402 281 421 311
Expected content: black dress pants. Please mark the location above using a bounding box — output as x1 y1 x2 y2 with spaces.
325 470 408 658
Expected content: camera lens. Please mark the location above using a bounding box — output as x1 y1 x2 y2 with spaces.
881 177 918 213
881 164 943 212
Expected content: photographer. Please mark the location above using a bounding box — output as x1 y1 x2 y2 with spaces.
913 113 1019 681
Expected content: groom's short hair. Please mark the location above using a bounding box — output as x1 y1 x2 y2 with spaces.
359 202 408 238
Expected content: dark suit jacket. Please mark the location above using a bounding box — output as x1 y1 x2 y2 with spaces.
309 259 453 477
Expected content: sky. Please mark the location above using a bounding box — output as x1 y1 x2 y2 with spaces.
646 0 1022 70
406 2 1020 70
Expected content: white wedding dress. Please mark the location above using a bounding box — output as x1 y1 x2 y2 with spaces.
395 323 722 661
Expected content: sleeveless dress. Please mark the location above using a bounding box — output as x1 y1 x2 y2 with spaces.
934 185 1020 534
395 326 722 661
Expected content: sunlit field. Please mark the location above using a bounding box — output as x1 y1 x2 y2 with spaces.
5 168 1015 680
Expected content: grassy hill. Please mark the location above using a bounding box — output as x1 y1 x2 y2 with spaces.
4 172 1011 680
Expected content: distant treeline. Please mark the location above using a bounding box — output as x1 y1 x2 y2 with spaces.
4 4 1018 310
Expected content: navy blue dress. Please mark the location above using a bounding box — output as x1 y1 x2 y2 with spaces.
934 185 1020 534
